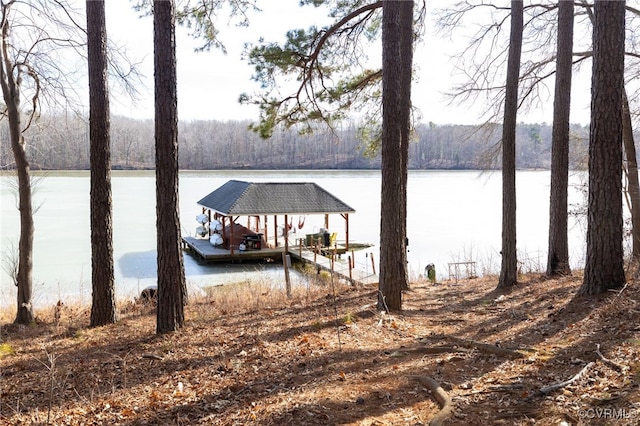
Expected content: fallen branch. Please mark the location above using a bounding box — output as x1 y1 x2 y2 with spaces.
533 361 595 397
425 335 528 358
409 375 453 426
611 282 629 300
595 344 626 373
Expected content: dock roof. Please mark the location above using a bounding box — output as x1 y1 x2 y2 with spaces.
197 180 356 216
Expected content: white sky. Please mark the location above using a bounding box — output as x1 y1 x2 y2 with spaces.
104 1 592 126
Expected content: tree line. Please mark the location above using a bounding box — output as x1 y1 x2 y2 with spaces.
0 116 592 171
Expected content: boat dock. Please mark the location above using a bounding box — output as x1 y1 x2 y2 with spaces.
181 236 378 286
183 179 378 286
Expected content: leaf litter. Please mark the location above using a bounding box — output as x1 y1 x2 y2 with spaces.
1 272 639 425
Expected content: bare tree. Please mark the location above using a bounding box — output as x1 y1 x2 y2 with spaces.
154 0 187 333
579 0 626 296
0 1 141 324
0 1 90 324
1 3 35 324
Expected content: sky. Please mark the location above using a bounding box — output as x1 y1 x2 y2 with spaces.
104 1 592 126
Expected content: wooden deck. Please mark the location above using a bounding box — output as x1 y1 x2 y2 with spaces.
287 246 379 286
182 236 378 285
181 236 284 263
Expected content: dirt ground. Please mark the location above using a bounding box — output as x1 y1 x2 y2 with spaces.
1 272 639 425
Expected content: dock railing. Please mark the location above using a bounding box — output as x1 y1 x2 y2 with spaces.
292 239 378 285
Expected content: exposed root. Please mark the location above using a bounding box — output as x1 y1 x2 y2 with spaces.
410 375 453 426
595 343 627 373
424 335 529 358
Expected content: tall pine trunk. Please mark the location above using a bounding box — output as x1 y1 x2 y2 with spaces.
579 0 626 296
154 0 187 333
399 0 412 291
546 0 574 276
497 1 523 290
378 0 412 311
87 0 117 327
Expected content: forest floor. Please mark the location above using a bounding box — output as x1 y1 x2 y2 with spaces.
1 270 640 425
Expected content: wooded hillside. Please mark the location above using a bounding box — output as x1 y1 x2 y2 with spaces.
0 116 591 171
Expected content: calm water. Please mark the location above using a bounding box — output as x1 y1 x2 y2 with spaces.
0 169 587 309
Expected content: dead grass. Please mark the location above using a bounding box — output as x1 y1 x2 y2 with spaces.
1 271 639 425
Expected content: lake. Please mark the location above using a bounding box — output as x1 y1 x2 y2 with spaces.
0 169 588 309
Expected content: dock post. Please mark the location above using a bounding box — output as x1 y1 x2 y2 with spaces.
348 255 353 283
370 252 376 275
282 252 291 298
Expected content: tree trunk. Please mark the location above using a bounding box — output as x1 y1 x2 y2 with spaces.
1 5 34 324
10 131 34 325
87 0 117 327
579 0 626 296
546 0 573 276
399 0 413 291
377 0 412 311
154 0 187 333
497 0 523 290
622 91 640 260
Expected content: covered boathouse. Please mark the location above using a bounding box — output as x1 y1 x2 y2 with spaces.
181 180 356 263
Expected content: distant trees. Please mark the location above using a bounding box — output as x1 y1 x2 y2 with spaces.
1 116 592 171
579 0 626 296
86 0 117 327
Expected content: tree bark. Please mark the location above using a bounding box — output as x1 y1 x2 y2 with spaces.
378 0 412 311
399 0 413 291
497 1 523 290
579 0 626 296
154 0 187 333
87 0 117 327
1 3 34 324
546 0 573 276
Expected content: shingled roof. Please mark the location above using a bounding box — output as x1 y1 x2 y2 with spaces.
197 180 356 216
